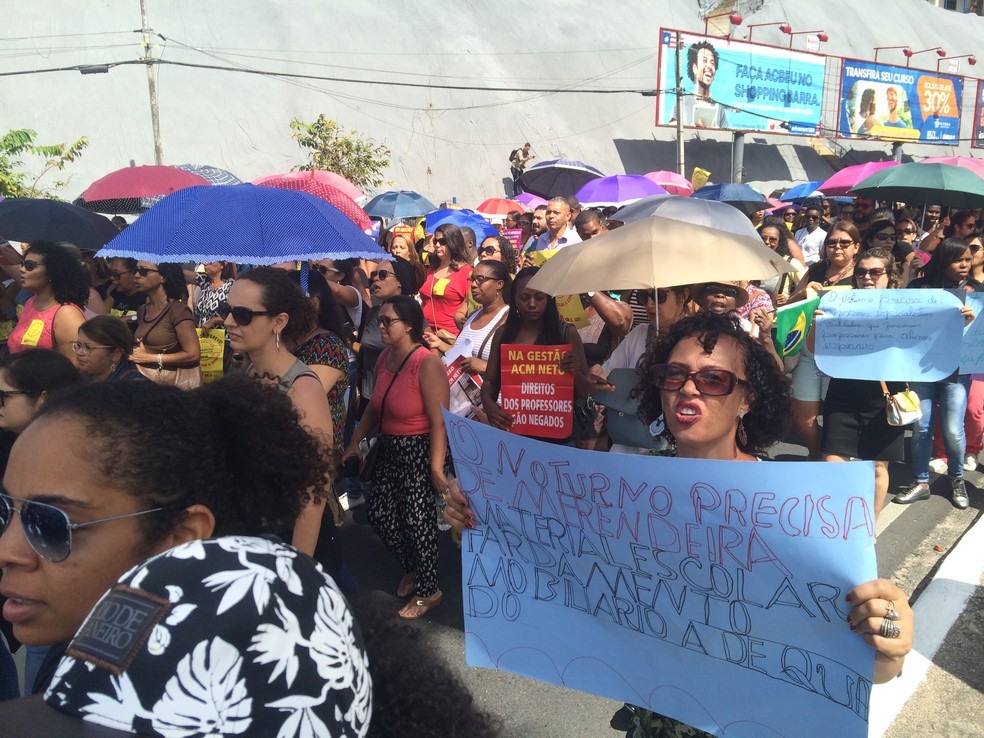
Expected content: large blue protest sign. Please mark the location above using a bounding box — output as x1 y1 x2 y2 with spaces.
656 29 826 135
814 289 963 381
959 292 984 374
838 59 963 144
446 411 877 738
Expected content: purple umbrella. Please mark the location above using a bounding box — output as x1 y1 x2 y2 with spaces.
514 192 548 209
575 175 668 207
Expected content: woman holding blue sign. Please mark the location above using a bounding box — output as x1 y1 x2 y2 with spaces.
895 238 981 510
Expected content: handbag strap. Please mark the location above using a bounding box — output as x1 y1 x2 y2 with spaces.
378 345 421 434
880 380 910 396
136 301 176 347
476 309 509 361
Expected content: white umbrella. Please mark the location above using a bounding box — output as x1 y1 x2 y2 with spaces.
527 199 792 294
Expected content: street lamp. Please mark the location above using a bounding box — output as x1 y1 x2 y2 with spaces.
747 21 791 43
904 47 946 68
703 10 743 37
873 45 910 63
937 53 976 71
787 30 828 49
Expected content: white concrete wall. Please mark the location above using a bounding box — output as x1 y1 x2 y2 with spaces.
1 0 981 205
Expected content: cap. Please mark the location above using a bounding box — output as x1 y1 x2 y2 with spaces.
0 536 372 737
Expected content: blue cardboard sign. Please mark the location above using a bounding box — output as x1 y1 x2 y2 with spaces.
446 412 877 738
814 289 963 381
959 292 984 374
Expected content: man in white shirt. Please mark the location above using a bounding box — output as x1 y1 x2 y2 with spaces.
532 197 582 252
794 205 827 265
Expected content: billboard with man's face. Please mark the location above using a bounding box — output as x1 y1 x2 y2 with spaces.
838 59 962 144
973 80 984 149
655 29 827 135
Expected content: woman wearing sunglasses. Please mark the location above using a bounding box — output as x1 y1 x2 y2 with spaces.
73 315 147 382
343 295 451 619
861 215 915 282
130 262 201 388
7 242 89 365
816 249 907 517
896 238 981 510
220 267 336 560
420 224 471 338
0 376 332 695
477 235 519 275
0 348 80 697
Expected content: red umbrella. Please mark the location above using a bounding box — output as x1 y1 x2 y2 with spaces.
256 177 372 231
475 197 525 215
253 170 363 202
80 165 210 201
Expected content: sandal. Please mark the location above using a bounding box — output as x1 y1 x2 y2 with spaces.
398 590 442 620
396 572 417 598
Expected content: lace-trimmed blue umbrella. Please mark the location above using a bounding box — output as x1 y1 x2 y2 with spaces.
98 184 387 264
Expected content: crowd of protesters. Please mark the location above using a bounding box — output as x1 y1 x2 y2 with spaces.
4 185 973 734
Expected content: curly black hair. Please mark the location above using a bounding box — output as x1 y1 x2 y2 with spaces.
636 313 791 456
350 596 499 738
686 40 719 83
24 241 90 307
34 375 333 543
238 266 315 346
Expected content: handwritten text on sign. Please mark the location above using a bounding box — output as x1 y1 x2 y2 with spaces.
815 288 962 381
959 292 984 376
500 343 573 438
446 412 877 738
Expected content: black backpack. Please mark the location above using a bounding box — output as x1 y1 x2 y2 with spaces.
509 149 520 164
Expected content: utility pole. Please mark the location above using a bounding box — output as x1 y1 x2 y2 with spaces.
140 0 164 164
674 31 685 177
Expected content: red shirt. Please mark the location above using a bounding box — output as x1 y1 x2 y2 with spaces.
419 268 470 336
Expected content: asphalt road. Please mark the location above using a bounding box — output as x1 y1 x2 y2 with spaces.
339 433 984 738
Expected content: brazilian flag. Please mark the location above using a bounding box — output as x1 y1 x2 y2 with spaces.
773 296 821 358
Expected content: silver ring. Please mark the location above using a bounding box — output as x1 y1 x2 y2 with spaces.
885 601 900 622
879 619 901 639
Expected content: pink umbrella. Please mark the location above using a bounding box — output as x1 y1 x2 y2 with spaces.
81 165 210 201
576 174 668 207
475 197 525 215
818 161 899 197
918 156 984 180
765 197 795 215
643 170 694 196
256 176 372 231
514 192 548 209
253 170 363 202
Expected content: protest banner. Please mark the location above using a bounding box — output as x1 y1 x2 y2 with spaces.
814 288 962 381
656 29 826 135
446 412 877 738
444 338 484 419
500 227 524 250
773 295 820 357
499 343 573 438
555 294 590 329
959 292 984 375
196 328 226 383
838 59 963 144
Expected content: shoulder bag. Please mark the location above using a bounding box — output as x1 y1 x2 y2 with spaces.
880 381 921 426
360 345 422 482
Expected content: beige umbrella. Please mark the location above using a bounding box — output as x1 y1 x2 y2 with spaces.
526 211 792 295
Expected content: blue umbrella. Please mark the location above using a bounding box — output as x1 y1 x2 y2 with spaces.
425 208 497 242
520 158 605 198
691 183 771 216
98 184 387 264
363 190 437 219
780 181 825 203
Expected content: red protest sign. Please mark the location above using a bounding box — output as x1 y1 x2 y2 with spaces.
499 344 573 438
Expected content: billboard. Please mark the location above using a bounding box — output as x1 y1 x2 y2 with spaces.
838 59 963 144
656 29 826 135
973 80 984 149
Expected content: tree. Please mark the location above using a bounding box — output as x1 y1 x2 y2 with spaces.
0 128 89 199
290 116 390 189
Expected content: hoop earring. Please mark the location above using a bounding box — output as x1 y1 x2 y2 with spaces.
737 412 748 447
275 332 281 350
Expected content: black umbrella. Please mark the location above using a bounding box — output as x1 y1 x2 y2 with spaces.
0 199 120 250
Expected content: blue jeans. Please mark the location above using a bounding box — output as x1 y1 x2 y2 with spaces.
911 375 971 482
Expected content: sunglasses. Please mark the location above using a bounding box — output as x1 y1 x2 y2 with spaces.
825 239 855 249
761 235 780 243
873 232 897 242
369 269 394 282
313 264 341 276
70 341 114 356
0 389 39 407
134 266 160 277
0 493 163 563
22 259 42 272
783 212 796 218
110 270 132 278
704 285 740 299
961 222 977 229
645 290 669 304
896 229 917 235
377 316 405 328
216 303 273 326
652 365 749 396
854 267 886 280
471 274 501 286
478 246 498 256
434 237 447 245
805 214 821 221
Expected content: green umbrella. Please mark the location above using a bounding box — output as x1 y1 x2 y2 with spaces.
848 162 984 208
